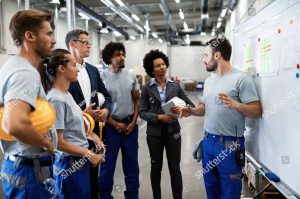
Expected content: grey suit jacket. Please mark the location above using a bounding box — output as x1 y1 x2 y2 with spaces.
139 81 195 136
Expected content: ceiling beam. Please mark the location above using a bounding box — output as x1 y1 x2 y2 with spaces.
75 1 129 39
159 0 177 31
100 0 144 33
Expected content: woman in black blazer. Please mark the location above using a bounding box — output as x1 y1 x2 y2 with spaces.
139 50 195 199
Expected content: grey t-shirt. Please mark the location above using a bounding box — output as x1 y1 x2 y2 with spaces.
0 56 57 157
101 69 138 119
47 88 88 155
203 68 259 137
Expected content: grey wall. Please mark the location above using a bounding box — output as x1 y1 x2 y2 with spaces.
168 46 210 81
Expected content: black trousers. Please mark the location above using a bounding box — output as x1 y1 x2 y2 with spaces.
147 131 182 199
88 139 99 199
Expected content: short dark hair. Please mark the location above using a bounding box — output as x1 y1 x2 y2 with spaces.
9 9 52 47
143 50 169 77
206 37 232 61
65 29 89 49
102 42 126 65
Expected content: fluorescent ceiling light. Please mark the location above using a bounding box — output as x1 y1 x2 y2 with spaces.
179 9 184 20
60 7 67 12
217 22 222 28
130 35 136 40
144 25 150 32
50 0 60 3
79 12 90 20
113 31 121 37
211 31 215 36
158 38 163 43
131 14 140 22
152 33 158 38
175 0 180 3
183 22 188 30
115 0 124 7
100 28 109 33
218 17 222 21
220 8 227 18
201 13 209 19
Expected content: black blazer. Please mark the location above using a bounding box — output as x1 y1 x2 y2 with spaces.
69 62 112 135
139 81 194 136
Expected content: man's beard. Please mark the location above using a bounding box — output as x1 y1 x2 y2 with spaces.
206 60 218 72
117 63 125 68
36 44 54 59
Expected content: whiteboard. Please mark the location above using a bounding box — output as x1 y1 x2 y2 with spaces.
232 0 300 196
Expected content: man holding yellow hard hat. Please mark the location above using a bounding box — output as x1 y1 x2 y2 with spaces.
0 9 57 198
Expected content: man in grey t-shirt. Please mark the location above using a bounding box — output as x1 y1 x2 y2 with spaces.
0 10 56 198
99 42 140 199
180 37 262 199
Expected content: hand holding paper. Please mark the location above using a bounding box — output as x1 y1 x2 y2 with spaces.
161 97 186 118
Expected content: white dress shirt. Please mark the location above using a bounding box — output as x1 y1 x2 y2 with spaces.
76 61 92 107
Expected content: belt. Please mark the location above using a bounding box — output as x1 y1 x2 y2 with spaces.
205 132 244 142
5 155 53 167
113 115 133 123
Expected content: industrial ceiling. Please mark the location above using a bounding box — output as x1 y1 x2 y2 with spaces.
19 0 238 45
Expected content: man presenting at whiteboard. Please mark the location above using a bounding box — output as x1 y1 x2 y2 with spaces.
178 37 262 199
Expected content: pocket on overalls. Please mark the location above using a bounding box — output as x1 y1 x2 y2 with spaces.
228 172 243 198
1 160 27 199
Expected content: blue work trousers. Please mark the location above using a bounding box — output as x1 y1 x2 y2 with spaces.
99 123 139 199
201 132 244 199
1 155 53 199
53 154 90 199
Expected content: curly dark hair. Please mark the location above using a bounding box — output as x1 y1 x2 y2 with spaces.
143 50 169 77
102 42 126 65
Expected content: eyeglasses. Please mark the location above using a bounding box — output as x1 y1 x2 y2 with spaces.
73 40 92 46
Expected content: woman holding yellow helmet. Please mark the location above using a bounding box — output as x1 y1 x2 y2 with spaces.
41 48 104 199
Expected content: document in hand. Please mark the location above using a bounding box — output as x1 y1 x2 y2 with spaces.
161 97 186 117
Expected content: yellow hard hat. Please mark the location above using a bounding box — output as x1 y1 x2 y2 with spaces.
83 112 95 137
0 98 56 141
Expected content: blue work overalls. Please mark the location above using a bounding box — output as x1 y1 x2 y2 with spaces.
53 153 90 199
99 122 139 199
1 155 53 199
202 132 245 199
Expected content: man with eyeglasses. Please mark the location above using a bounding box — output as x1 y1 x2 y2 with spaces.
65 29 112 199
